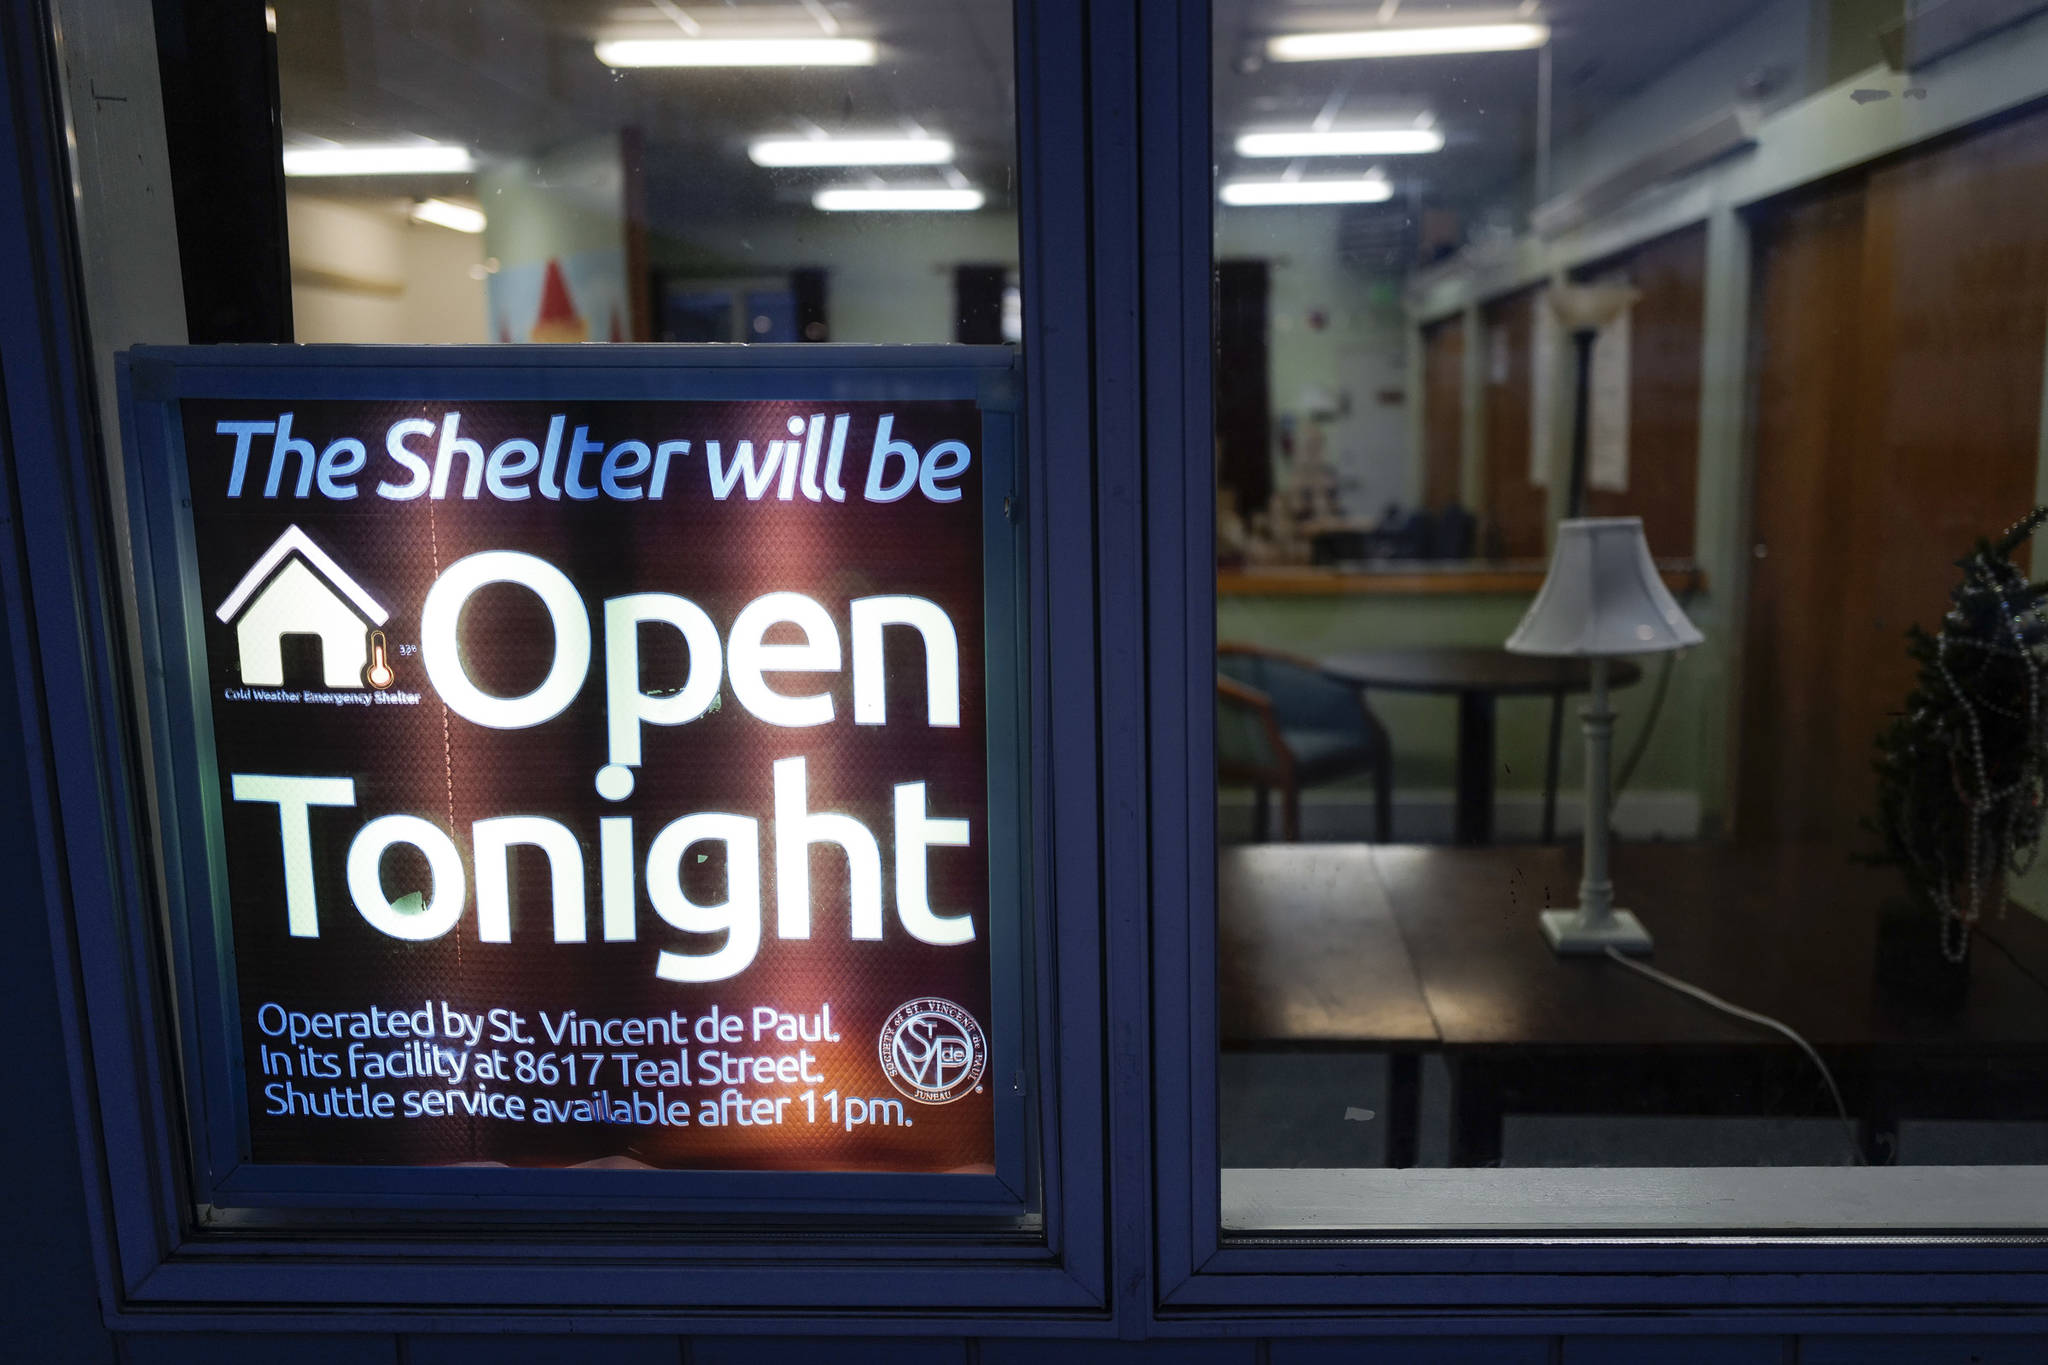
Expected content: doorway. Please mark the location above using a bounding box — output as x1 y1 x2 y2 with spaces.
1737 104 2048 845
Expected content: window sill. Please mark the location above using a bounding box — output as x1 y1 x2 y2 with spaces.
1223 1166 2048 1235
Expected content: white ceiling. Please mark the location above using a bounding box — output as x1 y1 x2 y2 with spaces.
274 0 1778 239
1214 0 1782 226
274 0 1017 216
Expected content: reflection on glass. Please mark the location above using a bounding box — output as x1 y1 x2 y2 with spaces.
272 0 1017 345
1214 0 2048 1212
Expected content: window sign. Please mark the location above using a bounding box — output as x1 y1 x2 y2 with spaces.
120 348 1025 1193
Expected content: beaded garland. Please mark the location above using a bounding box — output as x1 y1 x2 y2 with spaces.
1870 508 2048 964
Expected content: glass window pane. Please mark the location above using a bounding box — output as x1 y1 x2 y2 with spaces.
272 0 1016 345
1215 0 2048 1228
73 0 1029 1202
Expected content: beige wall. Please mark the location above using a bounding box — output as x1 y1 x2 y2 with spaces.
287 194 488 343
1216 206 1411 520
648 210 1019 345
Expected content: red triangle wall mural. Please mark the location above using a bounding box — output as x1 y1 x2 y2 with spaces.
530 258 588 343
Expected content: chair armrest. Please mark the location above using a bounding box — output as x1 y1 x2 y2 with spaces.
1217 675 1295 786
1219 642 1377 734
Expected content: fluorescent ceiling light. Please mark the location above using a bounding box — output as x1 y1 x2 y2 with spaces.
1220 177 1394 206
595 37 877 67
282 143 475 177
1267 22 1550 60
410 198 487 233
813 187 986 212
1236 127 1444 157
749 136 955 167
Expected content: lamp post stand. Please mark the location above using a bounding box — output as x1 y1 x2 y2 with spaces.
1540 655 1655 954
1539 325 1601 846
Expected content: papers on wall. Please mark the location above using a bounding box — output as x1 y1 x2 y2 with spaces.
1588 298 1633 493
1529 287 1558 488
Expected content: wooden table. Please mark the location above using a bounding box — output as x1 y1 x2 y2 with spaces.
1319 648 1642 845
1218 847 1436 1164
1218 842 2048 1165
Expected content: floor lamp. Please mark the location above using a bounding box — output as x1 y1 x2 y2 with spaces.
1507 516 1702 954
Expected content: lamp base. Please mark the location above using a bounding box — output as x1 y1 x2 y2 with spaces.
1541 908 1653 955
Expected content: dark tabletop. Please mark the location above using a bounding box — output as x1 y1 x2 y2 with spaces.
1218 846 1437 1045
1220 842 2048 1050
1319 647 1643 697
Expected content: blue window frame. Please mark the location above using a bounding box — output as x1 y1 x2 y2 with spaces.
5 0 1114 1323
1131 0 2048 1333
14 0 2048 1340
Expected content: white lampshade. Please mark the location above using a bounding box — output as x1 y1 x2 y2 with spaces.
1506 517 1702 657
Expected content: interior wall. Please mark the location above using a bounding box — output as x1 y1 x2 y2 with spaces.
1441 227 1707 562
653 203 1408 514
1218 588 1710 804
1573 223 1708 560
481 134 632 343
1481 288 1547 559
1817 0 1909 84
648 211 1021 346
286 194 487 343
1402 1 2048 834
1217 205 1412 522
1547 0 1817 205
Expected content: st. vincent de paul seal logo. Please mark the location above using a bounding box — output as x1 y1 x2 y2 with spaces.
878 998 987 1104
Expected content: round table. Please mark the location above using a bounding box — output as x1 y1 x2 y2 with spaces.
1319 647 1643 846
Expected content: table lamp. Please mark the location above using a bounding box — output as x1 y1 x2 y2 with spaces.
1506 517 1702 954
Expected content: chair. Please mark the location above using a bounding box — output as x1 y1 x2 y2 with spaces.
1216 643 1394 842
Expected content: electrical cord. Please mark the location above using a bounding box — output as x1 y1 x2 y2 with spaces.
1611 578 1700 807
1601 945 1865 1165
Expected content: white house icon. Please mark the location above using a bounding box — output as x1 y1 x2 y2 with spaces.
214 525 389 689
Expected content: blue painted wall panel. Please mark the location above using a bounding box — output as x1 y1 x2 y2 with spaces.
983 1343 1256 1365
694 1337 966 1365
405 1336 679 1365
124 1334 398 1365
1798 1337 2048 1364
1272 1337 1553 1364
1564 1337 1789 1364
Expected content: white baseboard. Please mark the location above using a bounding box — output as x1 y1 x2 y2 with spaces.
1218 788 1701 844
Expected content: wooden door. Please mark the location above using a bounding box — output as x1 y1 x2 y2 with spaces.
1481 288 1547 559
1421 315 1465 511
1738 176 1873 845
1576 223 1706 560
1737 107 2048 845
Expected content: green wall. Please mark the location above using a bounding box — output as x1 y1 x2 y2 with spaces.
1219 589 1725 815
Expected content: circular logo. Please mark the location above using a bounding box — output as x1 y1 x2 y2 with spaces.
877 998 987 1105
